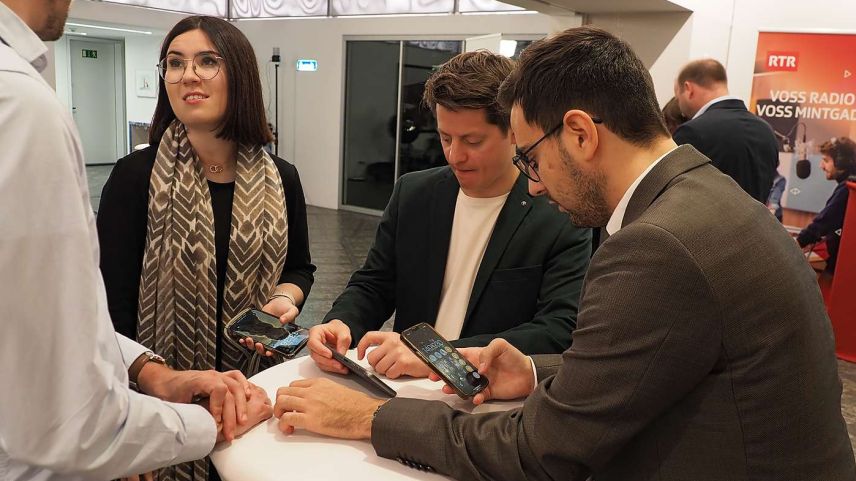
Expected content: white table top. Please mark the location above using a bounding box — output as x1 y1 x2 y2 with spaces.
210 351 522 481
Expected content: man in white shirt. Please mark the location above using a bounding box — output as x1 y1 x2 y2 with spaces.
284 51 591 379
269 26 854 481
0 1 271 479
672 58 779 202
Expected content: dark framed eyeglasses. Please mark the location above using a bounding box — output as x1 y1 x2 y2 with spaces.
158 52 224 84
512 115 603 182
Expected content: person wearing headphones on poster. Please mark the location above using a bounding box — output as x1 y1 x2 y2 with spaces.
797 136 856 275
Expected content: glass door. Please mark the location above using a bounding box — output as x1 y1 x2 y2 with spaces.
341 39 462 212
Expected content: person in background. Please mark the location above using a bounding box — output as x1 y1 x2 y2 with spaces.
97 15 313 481
797 136 856 275
767 173 786 222
0 1 272 480
662 96 687 135
673 58 779 203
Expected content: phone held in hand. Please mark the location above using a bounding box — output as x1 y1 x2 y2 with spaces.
225 308 309 358
327 346 397 398
400 322 489 399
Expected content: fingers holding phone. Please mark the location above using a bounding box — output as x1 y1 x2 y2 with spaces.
357 331 431 379
307 320 351 374
431 338 535 405
261 295 299 325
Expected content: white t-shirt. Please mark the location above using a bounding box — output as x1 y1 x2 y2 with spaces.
433 189 509 340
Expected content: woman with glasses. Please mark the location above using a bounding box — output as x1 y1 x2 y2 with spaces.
96 15 315 466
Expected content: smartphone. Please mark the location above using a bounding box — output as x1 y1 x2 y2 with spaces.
327 346 397 398
400 323 488 399
225 308 309 358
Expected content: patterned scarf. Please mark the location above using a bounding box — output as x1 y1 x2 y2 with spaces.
137 120 288 481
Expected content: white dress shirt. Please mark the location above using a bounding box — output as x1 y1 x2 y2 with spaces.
691 95 742 119
0 4 216 481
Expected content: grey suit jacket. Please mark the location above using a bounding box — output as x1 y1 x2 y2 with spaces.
371 145 856 480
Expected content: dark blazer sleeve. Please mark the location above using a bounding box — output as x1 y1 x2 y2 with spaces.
96 153 151 340
371 222 721 480
322 177 403 344
274 158 316 301
797 184 848 247
452 222 590 353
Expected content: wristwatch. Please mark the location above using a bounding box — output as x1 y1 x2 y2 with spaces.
128 351 167 391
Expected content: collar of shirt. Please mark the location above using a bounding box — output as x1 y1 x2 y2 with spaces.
692 95 742 119
605 146 679 236
0 2 48 72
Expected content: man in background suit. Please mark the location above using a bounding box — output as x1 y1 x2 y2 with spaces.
673 58 779 202
271 27 855 481
299 50 591 380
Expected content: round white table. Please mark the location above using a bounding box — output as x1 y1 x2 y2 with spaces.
210 351 522 481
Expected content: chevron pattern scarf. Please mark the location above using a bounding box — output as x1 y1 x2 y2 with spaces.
137 120 288 481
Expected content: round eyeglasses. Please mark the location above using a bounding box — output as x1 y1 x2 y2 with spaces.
158 52 224 84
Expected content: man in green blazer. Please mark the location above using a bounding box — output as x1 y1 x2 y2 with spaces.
306 51 591 379
272 27 855 480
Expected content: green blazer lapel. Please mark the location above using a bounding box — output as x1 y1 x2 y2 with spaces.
424 169 460 322
622 145 710 228
462 173 532 325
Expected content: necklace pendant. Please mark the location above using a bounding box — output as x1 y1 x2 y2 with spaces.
209 164 224 174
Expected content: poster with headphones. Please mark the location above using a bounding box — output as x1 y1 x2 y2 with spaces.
749 30 856 220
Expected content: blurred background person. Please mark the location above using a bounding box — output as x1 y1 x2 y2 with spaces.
673 58 779 203
97 15 314 481
662 96 687 135
797 136 856 275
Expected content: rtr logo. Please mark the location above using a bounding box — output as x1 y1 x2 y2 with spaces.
767 51 799 71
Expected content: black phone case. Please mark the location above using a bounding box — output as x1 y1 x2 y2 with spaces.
328 348 397 398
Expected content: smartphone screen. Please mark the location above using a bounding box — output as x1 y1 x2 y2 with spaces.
401 323 488 398
228 309 309 358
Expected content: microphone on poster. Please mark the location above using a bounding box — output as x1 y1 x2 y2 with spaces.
795 123 811 179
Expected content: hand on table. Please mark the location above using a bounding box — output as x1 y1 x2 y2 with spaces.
306 320 352 374
137 365 251 441
430 338 535 405
357 331 431 379
274 378 385 440
202 383 273 443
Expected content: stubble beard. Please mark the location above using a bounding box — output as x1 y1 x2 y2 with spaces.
556 142 611 228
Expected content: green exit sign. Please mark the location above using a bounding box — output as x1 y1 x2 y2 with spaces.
82 49 98 59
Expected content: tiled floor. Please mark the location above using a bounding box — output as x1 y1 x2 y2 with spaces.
86 164 856 453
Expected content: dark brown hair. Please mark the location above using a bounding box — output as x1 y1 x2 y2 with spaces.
662 96 688 134
498 26 668 147
149 16 273 146
676 58 728 90
422 50 515 134
820 136 856 178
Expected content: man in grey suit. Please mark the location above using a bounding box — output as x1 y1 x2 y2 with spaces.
271 27 856 480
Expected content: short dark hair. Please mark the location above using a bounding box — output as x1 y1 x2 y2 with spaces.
422 50 514 134
149 16 272 146
820 136 856 177
498 26 668 147
677 58 728 90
